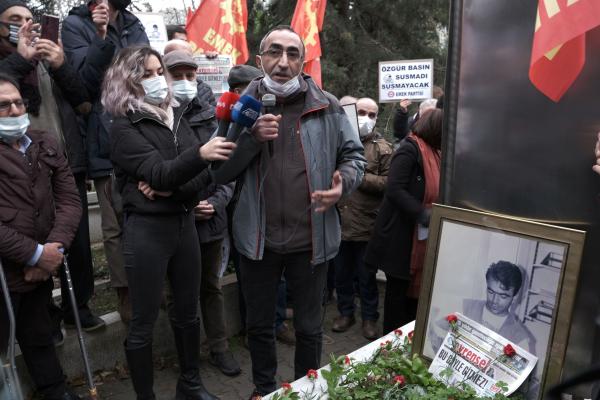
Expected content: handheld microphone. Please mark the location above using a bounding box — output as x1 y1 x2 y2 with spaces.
215 92 240 137
225 94 262 143
261 93 277 157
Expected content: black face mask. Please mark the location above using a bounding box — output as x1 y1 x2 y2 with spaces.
0 22 20 46
108 0 131 11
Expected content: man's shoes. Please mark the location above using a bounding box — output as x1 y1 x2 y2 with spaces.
276 322 296 345
331 315 355 333
209 350 242 376
248 389 264 400
362 320 379 340
116 287 132 324
64 313 106 332
52 327 65 347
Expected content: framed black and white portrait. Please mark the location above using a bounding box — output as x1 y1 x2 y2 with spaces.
412 205 585 400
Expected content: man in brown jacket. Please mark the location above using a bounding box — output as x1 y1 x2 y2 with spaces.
0 74 82 400
332 97 393 340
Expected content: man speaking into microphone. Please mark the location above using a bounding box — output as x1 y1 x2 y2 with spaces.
230 26 366 399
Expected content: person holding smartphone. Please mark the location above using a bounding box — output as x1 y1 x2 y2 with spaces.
62 0 149 324
0 0 106 340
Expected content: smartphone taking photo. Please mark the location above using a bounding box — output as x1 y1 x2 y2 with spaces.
40 14 59 43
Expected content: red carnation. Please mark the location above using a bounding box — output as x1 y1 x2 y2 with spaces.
393 375 406 386
504 344 516 357
407 331 414 342
344 355 351 365
394 329 403 337
281 382 292 393
307 369 318 380
446 314 458 324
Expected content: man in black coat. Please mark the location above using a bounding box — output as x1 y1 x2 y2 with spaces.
0 0 104 336
61 0 149 322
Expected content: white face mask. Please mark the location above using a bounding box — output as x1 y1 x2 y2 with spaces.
141 75 169 105
0 113 30 143
171 79 198 101
358 115 376 137
259 59 302 98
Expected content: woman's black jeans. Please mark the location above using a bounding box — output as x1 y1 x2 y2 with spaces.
122 212 201 349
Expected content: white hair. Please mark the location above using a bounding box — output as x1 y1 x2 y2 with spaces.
419 98 437 114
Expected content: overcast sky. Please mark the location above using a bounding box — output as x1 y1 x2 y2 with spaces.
135 0 196 13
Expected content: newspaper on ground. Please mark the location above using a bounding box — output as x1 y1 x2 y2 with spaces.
429 313 537 397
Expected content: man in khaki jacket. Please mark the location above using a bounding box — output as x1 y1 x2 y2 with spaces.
332 97 393 340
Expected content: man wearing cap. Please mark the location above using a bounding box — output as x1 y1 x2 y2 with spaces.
162 50 242 377
164 39 216 108
0 0 105 338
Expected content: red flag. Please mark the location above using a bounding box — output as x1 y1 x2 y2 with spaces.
185 0 249 65
529 0 600 102
291 0 327 88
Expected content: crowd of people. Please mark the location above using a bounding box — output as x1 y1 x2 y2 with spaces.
0 0 455 399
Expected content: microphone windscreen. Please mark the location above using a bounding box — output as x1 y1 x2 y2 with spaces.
262 93 276 108
215 92 240 121
231 95 262 128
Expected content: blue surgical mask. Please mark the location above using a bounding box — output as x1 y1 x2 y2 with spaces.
141 75 169 105
171 79 197 101
0 113 30 143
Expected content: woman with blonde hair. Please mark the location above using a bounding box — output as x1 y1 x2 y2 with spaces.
102 45 234 400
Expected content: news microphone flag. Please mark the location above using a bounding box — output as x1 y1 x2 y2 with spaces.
226 95 262 142
215 92 240 137
529 0 600 102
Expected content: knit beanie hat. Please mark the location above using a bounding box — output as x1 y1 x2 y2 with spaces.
0 0 30 16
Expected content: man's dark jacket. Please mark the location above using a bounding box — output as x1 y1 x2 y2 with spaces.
181 95 232 242
62 3 149 178
0 51 90 173
0 131 82 292
109 107 210 215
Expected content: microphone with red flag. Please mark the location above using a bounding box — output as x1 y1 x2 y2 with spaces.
215 92 240 137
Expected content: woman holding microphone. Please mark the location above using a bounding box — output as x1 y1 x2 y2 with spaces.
102 46 234 400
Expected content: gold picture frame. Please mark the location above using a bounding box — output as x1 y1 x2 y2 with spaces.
412 204 585 400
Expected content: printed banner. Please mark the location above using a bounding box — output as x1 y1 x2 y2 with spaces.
378 59 433 103
135 13 168 54
193 54 233 97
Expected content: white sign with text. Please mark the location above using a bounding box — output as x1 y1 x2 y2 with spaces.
378 59 434 102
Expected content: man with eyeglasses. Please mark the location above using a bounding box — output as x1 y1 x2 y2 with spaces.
0 0 105 340
0 73 82 399
227 25 366 399
332 97 392 340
